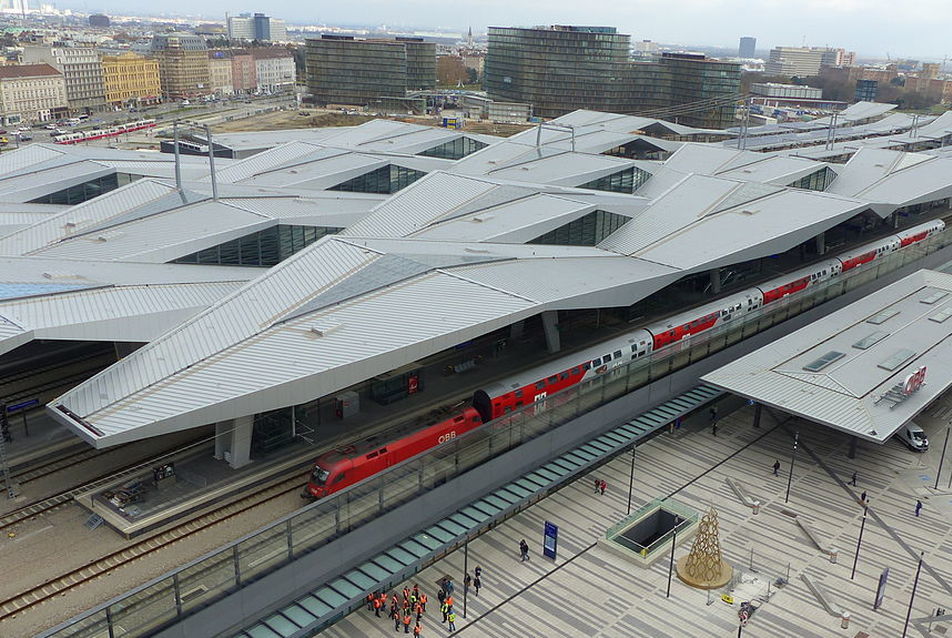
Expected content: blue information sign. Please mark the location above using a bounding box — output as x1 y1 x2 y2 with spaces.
6 398 39 413
543 521 558 559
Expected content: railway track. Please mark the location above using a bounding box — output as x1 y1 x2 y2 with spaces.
0 440 214 533
0 476 301 621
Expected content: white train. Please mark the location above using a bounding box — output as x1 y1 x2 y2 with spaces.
52 119 156 145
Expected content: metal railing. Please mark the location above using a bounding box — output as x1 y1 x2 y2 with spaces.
40 229 950 638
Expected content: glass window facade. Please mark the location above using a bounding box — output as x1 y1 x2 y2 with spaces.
529 209 629 246
328 164 426 194
578 166 651 194
484 28 741 128
29 172 136 205
305 36 436 105
172 224 341 267
788 166 835 191
418 136 488 160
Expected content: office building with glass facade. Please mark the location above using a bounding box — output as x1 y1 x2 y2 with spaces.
484 26 741 128
305 36 436 106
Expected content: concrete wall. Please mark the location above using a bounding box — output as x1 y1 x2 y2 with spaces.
155 249 952 638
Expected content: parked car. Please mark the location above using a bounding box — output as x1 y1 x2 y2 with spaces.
898 422 929 452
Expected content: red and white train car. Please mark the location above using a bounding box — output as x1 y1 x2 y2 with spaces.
473 329 654 421
644 289 763 350
756 259 842 304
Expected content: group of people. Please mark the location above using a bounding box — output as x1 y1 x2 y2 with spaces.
367 569 486 635
593 477 608 495
367 584 428 635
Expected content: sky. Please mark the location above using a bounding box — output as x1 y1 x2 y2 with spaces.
75 0 951 60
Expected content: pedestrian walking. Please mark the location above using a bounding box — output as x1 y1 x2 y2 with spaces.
445 595 454 610
674 416 682 430
712 421 718 437
848 471 857 486
395 606 403 631
390 602 399 621
420 592 428 613
403 597 411 612
404 586 411 601
437 588 445 605
404 612 412 633
440 602 449 623
445 579 454 595
374 594 383 617
473 575 481 596
448 610 457 631
599 479 607 495
916 499 923 517
860 490 867 503
519 538 530 561
710 405 718 424
464 573 472 593
474 566 482 579
594 477 600 494
413 584 420 601
413 622 422 637
772 460 780 476
367 592 375 612
414 600 424 622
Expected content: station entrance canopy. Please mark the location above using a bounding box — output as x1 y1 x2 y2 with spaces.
702 269 952 444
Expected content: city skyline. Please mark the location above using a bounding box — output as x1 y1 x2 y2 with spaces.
59 0 952 60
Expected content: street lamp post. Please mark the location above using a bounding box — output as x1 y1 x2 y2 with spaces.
627 444 637 515
901 552 925 638
784 432 799 504
462 536 469 619
850 499 869 580
935 425 950 490
666 530 677 598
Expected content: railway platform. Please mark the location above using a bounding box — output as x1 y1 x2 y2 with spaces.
308 402 952 638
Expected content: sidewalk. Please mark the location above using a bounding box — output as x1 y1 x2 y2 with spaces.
319 403 952 637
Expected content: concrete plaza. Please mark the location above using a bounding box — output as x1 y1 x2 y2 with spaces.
319 399 952 638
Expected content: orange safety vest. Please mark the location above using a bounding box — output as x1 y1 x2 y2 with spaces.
414 625 422 636
403 614 412 626
446 596 454 608
414 602 423 614
420 593 428 604
374 598 382 610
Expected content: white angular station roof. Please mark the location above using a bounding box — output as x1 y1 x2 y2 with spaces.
0 257 254 357
0 143 226 202
29 108 952 447
703 270 952 443
0 178 383 261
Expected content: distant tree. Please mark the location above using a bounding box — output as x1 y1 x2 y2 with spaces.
896 91 938 110
465 67 478 84
437 55 468 87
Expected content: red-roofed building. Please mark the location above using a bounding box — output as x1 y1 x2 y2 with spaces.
0 63 67 124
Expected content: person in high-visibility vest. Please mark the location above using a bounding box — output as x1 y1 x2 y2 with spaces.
441 602 449 623
447 610 457 631
414 601 424 622
419 592 428 613
413 621 422 637
373 595 383 617
366 592 375 611
403 612 412 633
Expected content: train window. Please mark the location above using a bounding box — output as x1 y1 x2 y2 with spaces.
592 358 601 366
631 345 637 353
559 372 569 380
366 451 378 459
333 473 346 484
536 382 545 390
379 448 387 454
515 389 523 398
614 350 622 358
583 362 591 370
547 376 557 384
515 401 523 407
454 415 464 422
603 353 612 361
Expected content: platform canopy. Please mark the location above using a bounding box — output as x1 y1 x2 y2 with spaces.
703 269 952 444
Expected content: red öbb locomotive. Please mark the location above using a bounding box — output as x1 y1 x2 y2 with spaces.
304 219 945 499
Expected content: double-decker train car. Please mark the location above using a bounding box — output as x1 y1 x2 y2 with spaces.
473 329 654 421
756 259 842 304
644 289 763 350
303 218 947 500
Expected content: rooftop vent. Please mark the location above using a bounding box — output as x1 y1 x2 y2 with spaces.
803 350 845 372
929 306 952 323
853 331 889 350
310 322 341 337
866 309 899 325
878 348 917 371
920 291 948 305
